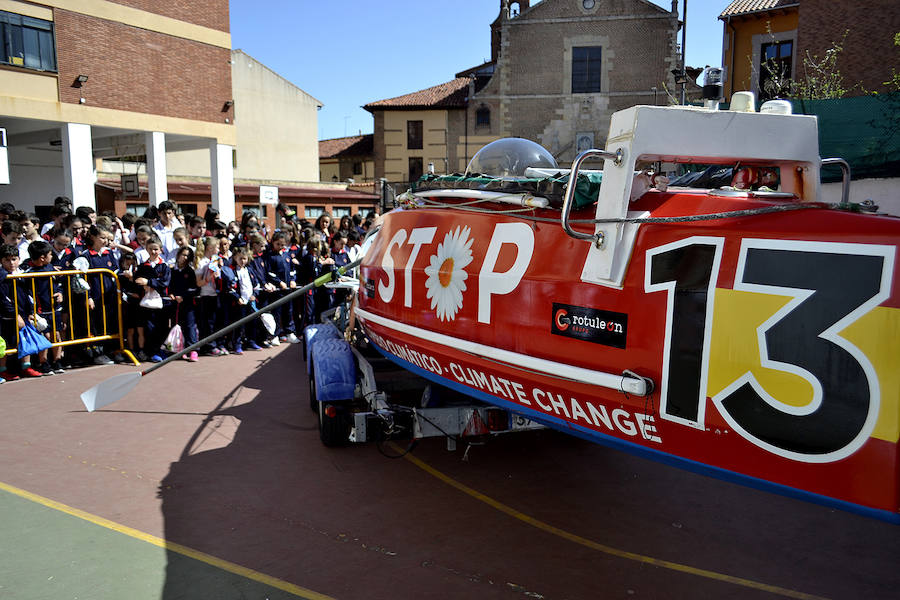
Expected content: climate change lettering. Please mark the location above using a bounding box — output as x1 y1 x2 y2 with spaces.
366 329 663 445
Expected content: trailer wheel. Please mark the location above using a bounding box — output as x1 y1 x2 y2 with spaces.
319 401 352 447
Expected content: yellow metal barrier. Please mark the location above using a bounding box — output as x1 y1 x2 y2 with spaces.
3 268 139 365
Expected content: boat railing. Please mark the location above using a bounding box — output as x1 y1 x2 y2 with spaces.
561 147 624 248
821 157 851 204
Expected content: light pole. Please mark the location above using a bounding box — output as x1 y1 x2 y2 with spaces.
681 0 688 105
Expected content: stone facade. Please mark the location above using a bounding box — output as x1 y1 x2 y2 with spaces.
469 0 679 164
366 0 680 180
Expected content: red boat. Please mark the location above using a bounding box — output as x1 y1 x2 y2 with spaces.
354 101 900 523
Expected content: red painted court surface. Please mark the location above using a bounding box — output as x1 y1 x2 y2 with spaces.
0 345 897 600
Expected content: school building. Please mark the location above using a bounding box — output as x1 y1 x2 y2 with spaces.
0 1 377 229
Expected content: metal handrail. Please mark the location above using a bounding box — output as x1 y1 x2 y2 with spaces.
4 268 136 364
561 148 624 248
821 158 851 204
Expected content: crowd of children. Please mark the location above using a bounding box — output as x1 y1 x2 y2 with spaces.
0 197 374 383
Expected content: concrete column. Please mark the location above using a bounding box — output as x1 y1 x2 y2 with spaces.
146 131 168 207
61 123 95 209
210 142 235 224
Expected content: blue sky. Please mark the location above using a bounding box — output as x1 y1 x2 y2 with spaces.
229 0 728 141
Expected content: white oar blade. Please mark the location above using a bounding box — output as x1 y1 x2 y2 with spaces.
80 372 143 412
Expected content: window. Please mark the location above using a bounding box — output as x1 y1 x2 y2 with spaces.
0 11 57 72
407 120 423 150
759 40 794 101
408 157 423 182
241 205 262 218
179 203 198 217
126 203 148 216
352 161 362 175
332 207 351 218
476 106 491 127
572 46 602 93
305 206 325 219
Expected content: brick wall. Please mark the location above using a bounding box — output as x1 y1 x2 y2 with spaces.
798 0 900 95
55 10 233 123
109 0 229 32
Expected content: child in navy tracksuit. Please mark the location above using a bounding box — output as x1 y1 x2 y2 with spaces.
225 247 259 354
300 239 335 326
169 246 200 361
117 252 144 359
264 231 299 343
134 236 171 362
25 240 64 374
82 225 120 365
247 234 271 345
194 236 224 355
0 244 32 379
217 253 236 348
50 229 77 270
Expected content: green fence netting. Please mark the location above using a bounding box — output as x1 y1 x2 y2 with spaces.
791 93 900 182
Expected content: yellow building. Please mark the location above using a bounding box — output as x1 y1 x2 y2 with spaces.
0 0 236 217
720 0 900 101
364 78 484 183
318 134 374 183
719 1 801 101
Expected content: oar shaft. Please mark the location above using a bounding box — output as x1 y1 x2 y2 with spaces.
141 258 363 375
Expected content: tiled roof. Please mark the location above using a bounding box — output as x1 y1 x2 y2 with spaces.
364 78 469 111
318 134 373 159
719 0 798 18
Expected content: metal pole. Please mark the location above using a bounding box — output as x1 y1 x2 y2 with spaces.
681 0 688 105
141 257 363 376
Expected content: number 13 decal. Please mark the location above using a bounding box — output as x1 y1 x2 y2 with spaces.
646 237 894 463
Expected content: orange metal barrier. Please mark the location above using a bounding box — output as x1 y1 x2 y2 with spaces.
2 268 138 365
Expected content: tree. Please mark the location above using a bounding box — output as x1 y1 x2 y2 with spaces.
753 26 850 100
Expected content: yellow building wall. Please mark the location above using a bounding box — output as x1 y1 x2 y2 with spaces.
723 12 799 99
167 51 319 181
383 109 449 181
318 158 374 182
0 0 52 20
455 134 500 173
320 159 340 182
351 159 375 182
0 69 58 102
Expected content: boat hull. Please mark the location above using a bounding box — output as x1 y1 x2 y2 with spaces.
357 194 900 522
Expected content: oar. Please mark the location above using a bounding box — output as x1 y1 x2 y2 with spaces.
80 257 364 412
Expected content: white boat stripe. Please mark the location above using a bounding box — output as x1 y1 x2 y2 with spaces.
355 308 647 395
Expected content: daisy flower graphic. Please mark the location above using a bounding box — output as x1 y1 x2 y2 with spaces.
424 226 474 321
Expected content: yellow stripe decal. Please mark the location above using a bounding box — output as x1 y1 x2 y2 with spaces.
708 290 900 443
0 480 335 600
398 448 829 600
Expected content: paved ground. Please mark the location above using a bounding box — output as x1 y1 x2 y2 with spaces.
0 344 898 600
